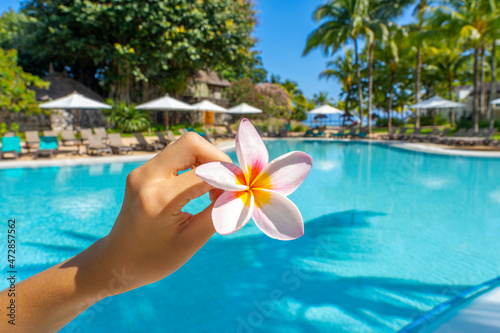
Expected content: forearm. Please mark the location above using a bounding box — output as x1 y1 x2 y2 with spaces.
0 236 118 332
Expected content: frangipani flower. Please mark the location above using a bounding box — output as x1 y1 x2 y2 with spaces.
195 119 313 240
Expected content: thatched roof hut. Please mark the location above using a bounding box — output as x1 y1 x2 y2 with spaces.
32 71 104 102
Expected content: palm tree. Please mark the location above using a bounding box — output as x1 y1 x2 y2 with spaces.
412 0 429 129
364 0 412 133
312 91 334 106
374 24 406 132
304 0 369 128
425 40 468 126
434 0 500 132
319 48 356 117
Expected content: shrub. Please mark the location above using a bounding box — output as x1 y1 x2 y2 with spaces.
419 114 448 126
104 100 151 133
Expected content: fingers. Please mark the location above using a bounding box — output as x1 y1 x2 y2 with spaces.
158 168 214 215
142 132 232 180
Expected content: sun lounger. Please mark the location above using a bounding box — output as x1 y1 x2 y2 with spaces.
394 128 408 140
331 130 345 138
352 128 368 138
0 136 22 159
25 131 40 150
457 128 497 146
79 128 93 144
437 128 465 144
61 129 79 145
444 128 475 145
278 126 288 137
87 134 112 156
108 133 133 155
155 131 172 146
224 125 236 138
268 126 278 137
406 128 422 141
166 130 177 142
3 132 15 137
35 136 58 158
427 128 449 143
213 127 229 139
43 130 57 137
381 128 396 140
417 128 439 142
133 132 164 151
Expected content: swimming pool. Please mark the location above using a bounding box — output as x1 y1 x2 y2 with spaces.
1 140 500 332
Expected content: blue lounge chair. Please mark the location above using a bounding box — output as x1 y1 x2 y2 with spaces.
187 126 206 137
35 136 58 158
0 136 22 159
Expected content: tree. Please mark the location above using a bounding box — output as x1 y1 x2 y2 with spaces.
104 100 151 133
256 83 292 119
373 24 406 131
312 91 334 106
304 0 369 128
425 39 468 126
0 47 48 125
14 0 258 103
320 48 355 117
433 0 500 132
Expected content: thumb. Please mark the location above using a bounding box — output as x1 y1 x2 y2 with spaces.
180 201 217 247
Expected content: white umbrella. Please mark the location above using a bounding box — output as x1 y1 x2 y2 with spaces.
490 98 500 104
227 103 262 114
409 96 465 109
307 104 344 114
39 91 111 109
39 91 111 128
191 100 228 113
191 100 228 127
136 95 193 111
136 95 194 128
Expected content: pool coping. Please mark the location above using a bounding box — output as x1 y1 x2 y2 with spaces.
399 276 500 332
0 142 238 170
265 137 500 158
1 138 499 170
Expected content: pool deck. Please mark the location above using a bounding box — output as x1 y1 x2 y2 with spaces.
1 137 500 170
431 285 500 333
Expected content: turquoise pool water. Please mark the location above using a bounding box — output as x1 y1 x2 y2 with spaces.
1 141 500 332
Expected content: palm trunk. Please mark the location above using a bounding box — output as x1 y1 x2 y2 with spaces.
448 76 455 127
367 41 375 134
480 43 486 120
344 84 352 127
387 66 395 132
489 40 496 129
354 38 364 128
472 47 479 133
415 46 422 128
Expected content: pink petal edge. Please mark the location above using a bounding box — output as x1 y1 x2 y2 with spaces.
235 118 269 183
251 189 304 240
253 151 313 196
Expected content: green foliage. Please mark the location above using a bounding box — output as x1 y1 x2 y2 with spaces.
104 99 151 133
418 114 448 126
9 0 257 102
456 118 500 129
0 48 48 124
375 117 405 127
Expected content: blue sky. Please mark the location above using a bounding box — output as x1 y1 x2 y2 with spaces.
1 0 415 100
